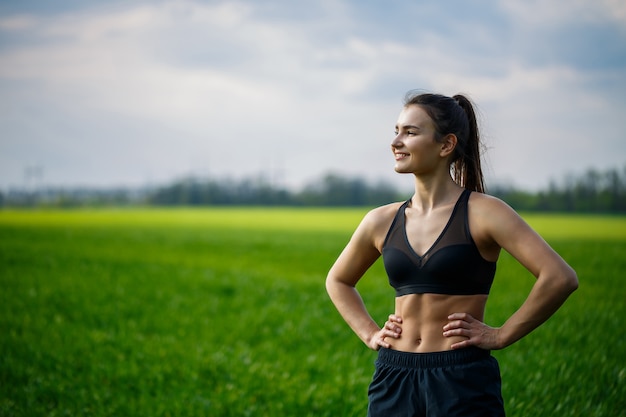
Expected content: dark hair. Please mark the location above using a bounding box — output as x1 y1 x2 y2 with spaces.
403 91 485 193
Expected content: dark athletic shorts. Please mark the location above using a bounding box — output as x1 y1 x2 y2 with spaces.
367 347 505 417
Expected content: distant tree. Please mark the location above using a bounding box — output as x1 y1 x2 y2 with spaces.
296 173 402 206
2 164 625 211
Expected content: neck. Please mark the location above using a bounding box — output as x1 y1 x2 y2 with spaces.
410 175 462 212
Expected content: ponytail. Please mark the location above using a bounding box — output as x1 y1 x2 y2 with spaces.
452 94 485 193
404 91 486 193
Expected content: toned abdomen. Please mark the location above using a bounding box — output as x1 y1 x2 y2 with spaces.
388 293 488 353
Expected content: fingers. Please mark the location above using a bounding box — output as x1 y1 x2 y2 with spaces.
442 327 471 338
388 314 402 323
443 312 475 340
376 336 391 349
383 322 401 337
371 315 404 350
442 313 499 350
450 340 471 350
372 331 394 350
443 312 474 333
447 312 474 321
442 320 469 332
383 317 402 337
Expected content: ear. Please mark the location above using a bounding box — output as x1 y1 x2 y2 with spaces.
439 134 457 158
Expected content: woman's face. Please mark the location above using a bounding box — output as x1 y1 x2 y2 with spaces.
391 105 442 175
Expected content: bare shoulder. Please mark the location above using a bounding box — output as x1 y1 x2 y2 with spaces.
362 201 404 230
328 201 405 280
468 191 520 222
365 201 404 220
357 201 405 250
468 191 509 208
466 192 528 251
468 192 577 284
468 191 538 248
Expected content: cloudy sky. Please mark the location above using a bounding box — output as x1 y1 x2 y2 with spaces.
1 0 625 192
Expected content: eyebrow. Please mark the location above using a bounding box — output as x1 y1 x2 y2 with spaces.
395 124 422 130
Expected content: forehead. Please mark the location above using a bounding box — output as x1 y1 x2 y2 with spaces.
396 105 434 128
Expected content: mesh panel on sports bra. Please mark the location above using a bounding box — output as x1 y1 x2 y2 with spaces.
382 190 496 296
385 190 469 265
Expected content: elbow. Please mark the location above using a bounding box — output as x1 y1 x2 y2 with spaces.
561 266 579 295
568 271 579 293
325 273 340 297
325 275 333 295
325 273 355 299
541 264 578 297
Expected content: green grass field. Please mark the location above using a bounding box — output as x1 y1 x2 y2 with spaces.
1 208 625 416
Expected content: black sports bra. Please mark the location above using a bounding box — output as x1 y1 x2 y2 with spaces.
382 189 496 296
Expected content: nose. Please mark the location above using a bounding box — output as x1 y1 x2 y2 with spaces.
391 133 402 148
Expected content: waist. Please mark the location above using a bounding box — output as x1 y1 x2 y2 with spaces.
388 323 467 352
391 293 487 352
376 346 490 369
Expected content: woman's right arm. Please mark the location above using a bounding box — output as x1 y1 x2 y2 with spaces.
326 207 402 350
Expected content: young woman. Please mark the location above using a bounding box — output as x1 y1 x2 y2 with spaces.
325 92 578 416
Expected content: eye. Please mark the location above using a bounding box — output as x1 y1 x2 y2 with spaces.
407 130 417 136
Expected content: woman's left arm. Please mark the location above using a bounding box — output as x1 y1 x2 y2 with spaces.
444 195 578 350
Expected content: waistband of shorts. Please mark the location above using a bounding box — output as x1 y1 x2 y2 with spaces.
376 347 490 369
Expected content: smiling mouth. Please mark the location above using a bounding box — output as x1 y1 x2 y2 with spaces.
394 153 409 160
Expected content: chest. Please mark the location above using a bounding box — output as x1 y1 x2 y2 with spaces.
404 206 455 257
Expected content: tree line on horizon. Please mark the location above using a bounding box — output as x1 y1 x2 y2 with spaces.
2 165 625 213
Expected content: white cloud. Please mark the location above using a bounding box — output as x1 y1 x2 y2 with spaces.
0 0 624 190
0 14 38 30
500 0 626 26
